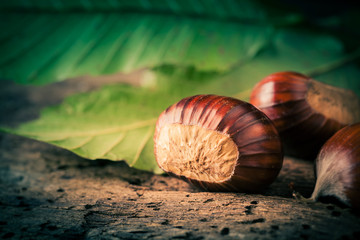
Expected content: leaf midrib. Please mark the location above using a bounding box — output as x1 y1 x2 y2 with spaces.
15 118 157 141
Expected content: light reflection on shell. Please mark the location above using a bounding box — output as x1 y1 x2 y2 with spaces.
250 71 360 160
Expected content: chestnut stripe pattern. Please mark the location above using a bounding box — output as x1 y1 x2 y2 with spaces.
250 71 360 159
154 95 283 192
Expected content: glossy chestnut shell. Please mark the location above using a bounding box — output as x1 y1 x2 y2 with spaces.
250 71 360 159
154 95 283 192
311 123 360 210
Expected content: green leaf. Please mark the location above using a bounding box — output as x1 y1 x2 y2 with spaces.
0 0 269 84
0 0 266 20
5 84 186 173
5 29 360 173
2 0 360 173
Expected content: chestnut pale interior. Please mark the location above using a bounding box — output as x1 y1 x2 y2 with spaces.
155 124 239 183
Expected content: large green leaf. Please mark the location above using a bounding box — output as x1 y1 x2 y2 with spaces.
5 29 360 173
5 84 175 173
0 0 269 84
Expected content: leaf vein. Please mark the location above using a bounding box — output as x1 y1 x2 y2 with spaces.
130 125 154 167
20 118 157 141
98 132 126 158
67 136 94 150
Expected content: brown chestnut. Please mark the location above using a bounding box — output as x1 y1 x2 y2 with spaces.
250 71 360 159
311 123 360 210
154 95 283 192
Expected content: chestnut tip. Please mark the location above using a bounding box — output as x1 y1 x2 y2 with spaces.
311 123 360 211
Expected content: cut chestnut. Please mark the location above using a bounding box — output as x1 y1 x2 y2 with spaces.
311 123 360 211
154 95 283 192
250 71 360 159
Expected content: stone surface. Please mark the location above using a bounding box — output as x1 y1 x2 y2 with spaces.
1 79 360 240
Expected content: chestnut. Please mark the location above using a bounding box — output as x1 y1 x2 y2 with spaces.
154 95 283 192
250 71 360 159
310 123 360 210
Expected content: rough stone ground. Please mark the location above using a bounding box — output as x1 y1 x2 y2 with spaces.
1 78 360 240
